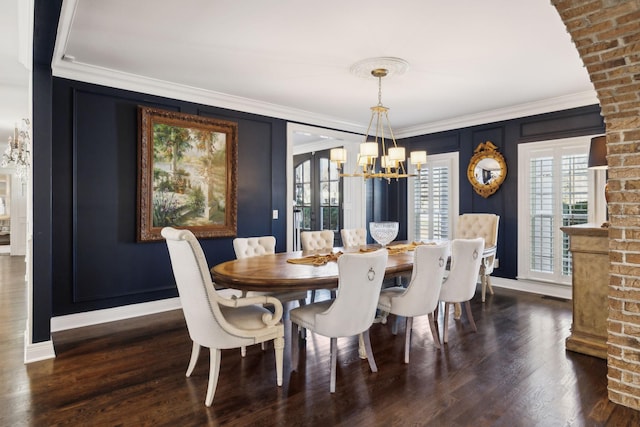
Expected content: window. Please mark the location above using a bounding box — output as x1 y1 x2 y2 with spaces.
518 136 604 285
408 152 459 242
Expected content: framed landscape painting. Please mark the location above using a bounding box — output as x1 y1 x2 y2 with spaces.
137 106 238 242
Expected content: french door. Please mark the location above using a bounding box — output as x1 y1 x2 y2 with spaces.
294 149 343 246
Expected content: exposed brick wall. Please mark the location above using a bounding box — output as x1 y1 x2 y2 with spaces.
552 0 640 411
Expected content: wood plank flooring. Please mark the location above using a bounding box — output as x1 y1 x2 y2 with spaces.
1 254 639 426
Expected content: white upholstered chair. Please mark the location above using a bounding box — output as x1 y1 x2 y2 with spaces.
289 250 388 393
455 213 499 302
233 236 277 259
233 236 307 309
233 236 308 356
300 230 335 251
377 242 450 363
340 228 367 249
300 230 335 302
439 238 485 344
161 227 284 407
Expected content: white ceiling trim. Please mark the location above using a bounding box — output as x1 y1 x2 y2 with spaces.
52 57 600 139
51 58 367 133
396 90 599 138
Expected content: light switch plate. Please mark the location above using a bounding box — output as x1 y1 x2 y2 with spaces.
272 209 278 220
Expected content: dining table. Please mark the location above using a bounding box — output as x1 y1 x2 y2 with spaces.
210 243 417 293
211 241 496 295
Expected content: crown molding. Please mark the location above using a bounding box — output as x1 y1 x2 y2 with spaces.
51 57 366 134
52 56 599 139
395 90 599 139
53 57 598 139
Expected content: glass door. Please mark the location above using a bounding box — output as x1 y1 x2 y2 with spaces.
294 149 343 247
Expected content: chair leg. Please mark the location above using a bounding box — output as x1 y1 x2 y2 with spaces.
358 333 367 359
274 336 284 386
330 337 337 393
362 329 378 373
205 348 221 407
443 302 450 344
427 312 441 349
186 341 200 377
310 290 316 303
391 315 401 335
291 322 299 370
465 300 477 332
481 273 488 302
404 317 413 364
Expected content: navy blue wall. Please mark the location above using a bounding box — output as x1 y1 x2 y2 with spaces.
395 105 605 279
48 78 290 316
32 0 61 343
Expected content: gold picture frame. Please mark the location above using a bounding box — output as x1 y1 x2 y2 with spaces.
137 106 238 242
467 141 507 198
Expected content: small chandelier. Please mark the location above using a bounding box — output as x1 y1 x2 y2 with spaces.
331 64 426 182
1 118 31 181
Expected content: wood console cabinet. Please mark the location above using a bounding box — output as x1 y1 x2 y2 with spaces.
561 224 609 359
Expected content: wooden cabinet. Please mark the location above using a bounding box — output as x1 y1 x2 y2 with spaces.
561 224 609 359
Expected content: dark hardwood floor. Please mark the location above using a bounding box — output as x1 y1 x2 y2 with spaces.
2 254 639 426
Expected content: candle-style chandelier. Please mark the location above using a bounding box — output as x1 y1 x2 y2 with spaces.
330 60 426 182
1 118 31 181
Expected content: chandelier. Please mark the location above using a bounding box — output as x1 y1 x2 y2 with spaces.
330 62 426 182
1 118 31 181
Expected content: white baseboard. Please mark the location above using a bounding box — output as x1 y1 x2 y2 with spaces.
23 298 182 364
491 277 572 300
50 297 182 332
24 331 55 363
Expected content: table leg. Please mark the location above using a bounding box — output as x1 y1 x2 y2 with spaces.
454 303 462 319
358 333 367 359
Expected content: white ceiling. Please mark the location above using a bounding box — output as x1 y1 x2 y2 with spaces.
1 0 598 146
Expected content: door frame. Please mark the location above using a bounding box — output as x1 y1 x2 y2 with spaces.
286 123 366 251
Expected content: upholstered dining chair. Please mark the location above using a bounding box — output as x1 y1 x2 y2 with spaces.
233 236 307 310
233 236 308 356
300 230 335 251
340 228 367 249
289 250 388 393
300 230 335 302
377 242 450 363
455 213 499 302
161 227 284 407
438 237 485 344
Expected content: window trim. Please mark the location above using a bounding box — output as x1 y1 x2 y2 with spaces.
517 135 606 285
407 152 459 242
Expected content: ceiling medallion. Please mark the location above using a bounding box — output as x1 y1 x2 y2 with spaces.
349 57 410 79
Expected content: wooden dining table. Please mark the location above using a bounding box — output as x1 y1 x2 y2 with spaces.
211 242 496 295
211 245 416 293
